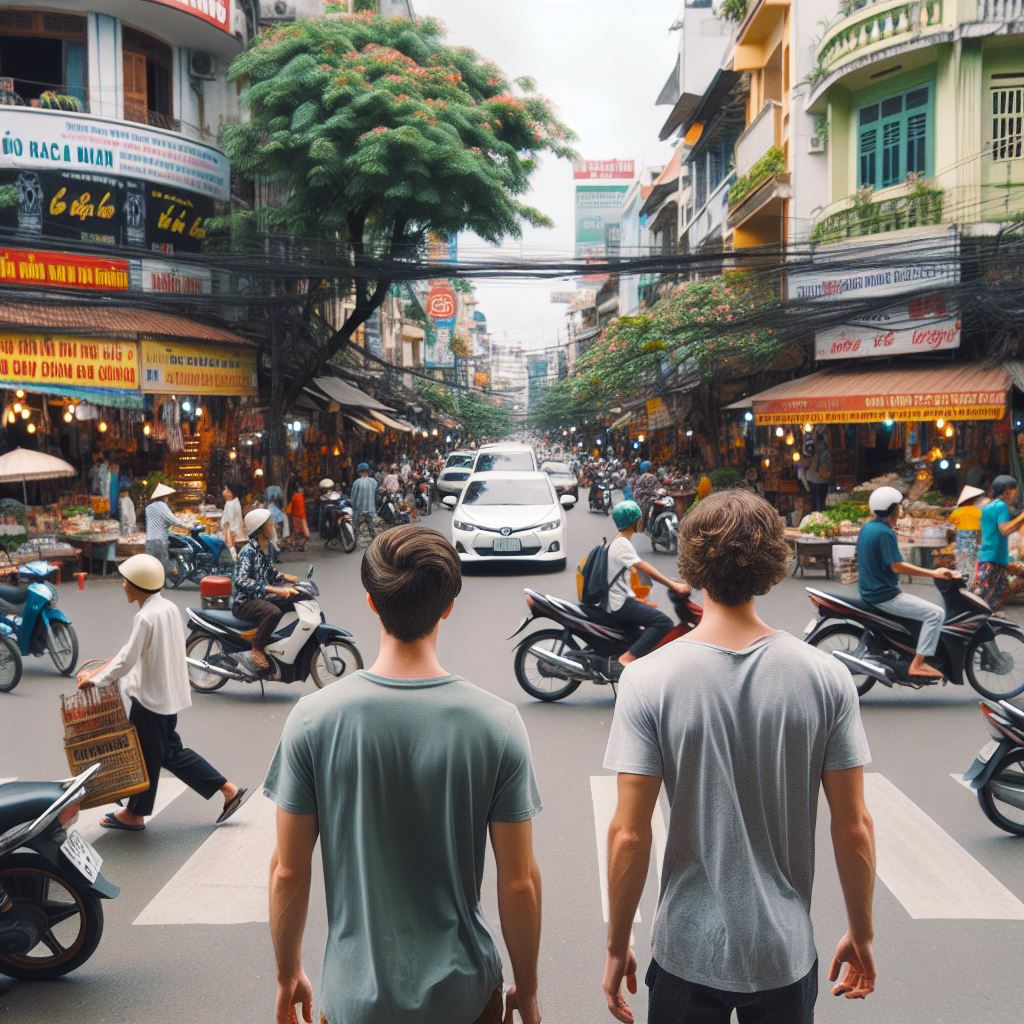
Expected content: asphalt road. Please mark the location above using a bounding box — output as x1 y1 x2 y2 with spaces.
1 504 1022 1024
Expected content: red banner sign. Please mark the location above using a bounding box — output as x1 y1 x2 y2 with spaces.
0 247 129 291
144 0 232 35
426 284 457 322
573 159 635 180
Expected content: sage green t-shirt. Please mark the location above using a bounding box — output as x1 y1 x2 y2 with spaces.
263 671 542 1024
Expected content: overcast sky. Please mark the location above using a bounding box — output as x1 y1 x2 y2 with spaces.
415 0 679 351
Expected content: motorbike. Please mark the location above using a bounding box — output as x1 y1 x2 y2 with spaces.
588 473 613 515
0 763 118 980
0 618 22 693
167 527 228 588
415 476 434 517
509 580 703 701
378 492 411 529
0 560 78 676
963 697 1024 835
647 488 679 554
184 567 363 694
805 575 1024 700
321 493 356 554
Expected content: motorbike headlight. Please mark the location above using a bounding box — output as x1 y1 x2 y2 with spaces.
453 519 476 532
538 519 560 532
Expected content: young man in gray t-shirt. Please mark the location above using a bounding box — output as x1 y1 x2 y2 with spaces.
265 526 543 1024
602 489 876 1023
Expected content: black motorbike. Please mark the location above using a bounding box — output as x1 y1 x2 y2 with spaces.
964 698 1024 835
588 473 612 515
804 576 1024 700
415 476 434 517
377 492 411 529
647 489 679 554
321 493 356 553
509 588 702 702
167 527 228 588
0 763 118 980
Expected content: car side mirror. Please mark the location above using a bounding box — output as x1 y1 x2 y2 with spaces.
560 494 577 508
442 495 458 509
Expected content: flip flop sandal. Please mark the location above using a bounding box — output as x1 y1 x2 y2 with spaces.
216 787 249 825
101 812 145 832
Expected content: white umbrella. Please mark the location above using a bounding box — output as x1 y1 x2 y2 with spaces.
0 447 76 508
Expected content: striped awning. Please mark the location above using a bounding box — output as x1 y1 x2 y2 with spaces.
373 410 414 433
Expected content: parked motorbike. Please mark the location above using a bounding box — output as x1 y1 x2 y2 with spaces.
378 492 411 529
0 763 118 979
509 584 702 701
415 476 434 517
184 567 363 693
167 527 228 588
805 575 1024 700
647 489 679 554
963 697 1024 835
0 560 78 676
588 473 613 515
0 619 22 693
321 493 356 554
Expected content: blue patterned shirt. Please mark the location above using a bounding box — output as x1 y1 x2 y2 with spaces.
232 540 285 609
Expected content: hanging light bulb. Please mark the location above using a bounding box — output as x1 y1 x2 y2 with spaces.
195 406 203 418
143 423 152 436
20 407 30 420
762 457 770 468
792 451 801 462
775 426 784 438
935 418 945 429
803 422 812 433
228 448 237 461
26 423 36 434
12 402 21 414
181 400 192 413
15 389 24 399
5 411 14 424
785 431 795 446
254 467 264 478
884 418 894 427
744 411 754 422
63 411 73 424
98 420 108 433
431 428 439 437
944 425 954 439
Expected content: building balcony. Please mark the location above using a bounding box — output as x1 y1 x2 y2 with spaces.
735 100 781 180
735 0 790 49
83 0 248 58
685 172 734 251
809 180 945 244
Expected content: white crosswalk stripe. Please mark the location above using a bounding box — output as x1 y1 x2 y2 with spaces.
864 773 1024 920
133 790 277 926
76 777 189 845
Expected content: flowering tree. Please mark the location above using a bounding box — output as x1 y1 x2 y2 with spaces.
222 14 574 411
571 317 666 410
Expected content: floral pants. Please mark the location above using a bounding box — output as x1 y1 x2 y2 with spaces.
954 530 979 585
972 561 1010 612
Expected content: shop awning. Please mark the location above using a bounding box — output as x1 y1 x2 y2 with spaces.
610 412 633 430
748 362 1011 426
313 376 392 411
372 410 414 433
345 411 385 433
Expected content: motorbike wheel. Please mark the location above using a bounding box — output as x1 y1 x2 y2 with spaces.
514 629 584 702
309 640 364 688
0 853 104 980
977 749 1024 835
323 534 340 551
966 625 1024 700
420 497 432 517
0 633 22 693
45 621 78 676
165 554 189 589
185 633 230 693
807 623 875 697
340 521 357 554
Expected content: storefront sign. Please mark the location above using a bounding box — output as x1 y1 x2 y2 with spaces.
0 110 230 201
145 0 233 35
646 397 672 431
573 159 635 181
815 293 961 361
363 309 383 360
0 334 139 390
140 340 257 397
0 247 130 291
426 284 457 324
136 258 213 295
755 390 1006 426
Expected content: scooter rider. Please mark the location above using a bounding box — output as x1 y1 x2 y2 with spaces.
317 478 336 537
857 485 956 680
233 509 300 671
606 500 691 679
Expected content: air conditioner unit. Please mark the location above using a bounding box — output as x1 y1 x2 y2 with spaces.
258 0 321 22
807 135 826 154
189 51 216 81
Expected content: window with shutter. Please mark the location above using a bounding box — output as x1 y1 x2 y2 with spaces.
859 129 877 188
992 84 1023 162
856 82 933 190
906 112 927 175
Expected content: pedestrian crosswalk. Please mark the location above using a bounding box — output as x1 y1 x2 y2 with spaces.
2 770 1022 928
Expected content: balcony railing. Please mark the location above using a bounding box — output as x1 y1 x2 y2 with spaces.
735 100 781 179
978 0 1024 20
686 172 734 251
810 184 944 244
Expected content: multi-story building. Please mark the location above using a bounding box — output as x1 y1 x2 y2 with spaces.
489 339 529 413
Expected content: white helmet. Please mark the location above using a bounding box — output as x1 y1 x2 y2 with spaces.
244 508 272 536
869 485 903 515
319 478 335 490
119 553 165 593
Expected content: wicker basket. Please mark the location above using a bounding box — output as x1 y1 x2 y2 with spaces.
60 676 126 742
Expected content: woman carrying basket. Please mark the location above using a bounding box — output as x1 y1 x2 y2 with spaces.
76 554 248 832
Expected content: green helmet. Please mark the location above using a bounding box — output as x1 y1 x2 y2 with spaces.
612 500 643 530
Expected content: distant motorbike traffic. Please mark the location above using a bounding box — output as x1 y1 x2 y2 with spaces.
320 492 357 553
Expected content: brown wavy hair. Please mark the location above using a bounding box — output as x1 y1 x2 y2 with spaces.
678 489 791 606
361 525 463 641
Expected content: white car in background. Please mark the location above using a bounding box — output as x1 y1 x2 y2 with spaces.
471 444 538 474
443 472 575 570
435 451 477 500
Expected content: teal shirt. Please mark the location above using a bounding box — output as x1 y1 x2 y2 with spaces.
978 498 1012 565
856 517 903 604
263 671 542 1024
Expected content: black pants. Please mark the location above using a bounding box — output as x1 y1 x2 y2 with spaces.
128 699 226 817
810 481 829 512
647 959 818 1024
234 596 294 652
609 597 673 658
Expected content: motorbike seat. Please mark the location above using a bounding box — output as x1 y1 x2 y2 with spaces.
0 781 65 835
194 608 259 633
0 583 27 607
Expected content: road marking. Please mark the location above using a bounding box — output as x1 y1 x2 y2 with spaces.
76 777 188 845
0 778 16 786
133 790 277 926
864 773 1024 920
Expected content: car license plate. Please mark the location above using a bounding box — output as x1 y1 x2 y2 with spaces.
493 537 522 553
803 617 818 638
61 830 102 884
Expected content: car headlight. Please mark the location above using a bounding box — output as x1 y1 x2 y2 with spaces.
538 520 560 532
453 520 476 532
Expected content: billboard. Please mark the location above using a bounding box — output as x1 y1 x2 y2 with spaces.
573 159 635 180
145 0 233 35
0 334 138 391
575 184 629 277
0 247 129 291
140 340 257 397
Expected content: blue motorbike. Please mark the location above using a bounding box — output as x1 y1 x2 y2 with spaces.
0 617 21 693
0 560 78 678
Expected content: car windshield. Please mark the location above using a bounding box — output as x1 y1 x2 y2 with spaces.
474 452 533 472
462 479 552 506
542 462 571 475
445 454 475 469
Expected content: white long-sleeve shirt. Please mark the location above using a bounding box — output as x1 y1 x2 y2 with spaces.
221 497 245 544
94 593 192 716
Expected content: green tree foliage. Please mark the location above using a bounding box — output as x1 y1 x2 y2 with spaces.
529 376 590 432
572 316 666 409
222 14 574 410
415 379 510 438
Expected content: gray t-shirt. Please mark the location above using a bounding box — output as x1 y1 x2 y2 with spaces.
604 631 870 993
264 671 542 1024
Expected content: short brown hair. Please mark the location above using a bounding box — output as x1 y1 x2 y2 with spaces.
677 489 790 606
360 526 463 642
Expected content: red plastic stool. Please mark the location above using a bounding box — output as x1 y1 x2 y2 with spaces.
73 572 88 591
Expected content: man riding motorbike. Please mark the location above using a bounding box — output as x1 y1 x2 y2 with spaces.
605 500 691 679
631 461 659 525
856 485 957 680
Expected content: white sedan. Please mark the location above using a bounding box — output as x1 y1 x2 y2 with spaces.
443 471 575 570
